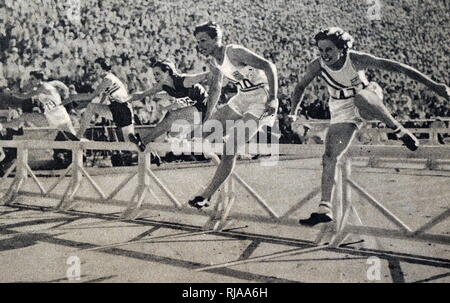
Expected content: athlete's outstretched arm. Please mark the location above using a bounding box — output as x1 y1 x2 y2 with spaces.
352 52 450 99
48 80 70 98
127 83 163 102
4 86 44 100
68 78 112 102
290 59 322 116
182 72 210 88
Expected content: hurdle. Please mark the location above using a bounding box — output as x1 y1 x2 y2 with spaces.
0 140 449 256
194 145 450 271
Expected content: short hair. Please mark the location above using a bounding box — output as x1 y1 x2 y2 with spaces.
29 70 45 81
314 27 354 52
94 58 111 71
149 58 177 76
193 21 222 41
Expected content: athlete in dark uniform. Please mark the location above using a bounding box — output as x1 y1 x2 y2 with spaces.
128 59 209 147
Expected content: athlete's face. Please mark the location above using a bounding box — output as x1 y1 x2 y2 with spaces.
152 67 169 84
195 31 219 57
29 75 39 87
317 39 344 67
92 63 104 77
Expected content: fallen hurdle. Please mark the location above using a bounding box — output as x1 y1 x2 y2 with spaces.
0 139 449 263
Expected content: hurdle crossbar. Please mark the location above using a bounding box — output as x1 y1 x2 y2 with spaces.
0 139 449 249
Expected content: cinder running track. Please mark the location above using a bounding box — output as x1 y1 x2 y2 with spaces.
0 159 449 283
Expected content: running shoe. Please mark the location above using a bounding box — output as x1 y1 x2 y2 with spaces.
188 196 210 209
299 212 333 227
393 127 419 151
129 133 146 152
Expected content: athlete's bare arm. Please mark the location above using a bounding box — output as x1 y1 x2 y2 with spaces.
5 85 46 100
127 83 163 102
290 58 322 116
47 80 70 98
182 72 210 88
229 46 278 113
68 78 112 102
351 51 450 99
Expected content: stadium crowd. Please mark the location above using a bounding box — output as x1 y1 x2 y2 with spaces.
0 0 448 157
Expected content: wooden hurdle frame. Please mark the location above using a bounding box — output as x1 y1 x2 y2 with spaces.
0 139 449 265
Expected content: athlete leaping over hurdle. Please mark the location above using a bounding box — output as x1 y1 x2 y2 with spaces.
3 71 79 141
289 27 450 226
126 58 210 146
188 22 278 209
70 58 146 152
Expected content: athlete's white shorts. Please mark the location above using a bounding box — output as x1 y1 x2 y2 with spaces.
226 86 277 127
329 81 383 128
45 105 72 129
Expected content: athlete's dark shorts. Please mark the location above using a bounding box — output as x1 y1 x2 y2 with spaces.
109 102 133 128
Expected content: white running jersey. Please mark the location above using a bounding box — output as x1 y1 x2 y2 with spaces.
319 51 369 100
214 44 268 92
37 82 62 113
103 73 129 103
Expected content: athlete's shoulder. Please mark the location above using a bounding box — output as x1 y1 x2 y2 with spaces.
102 73 115 84
171 73 184 85
37 82 53 94
226 44 251 57
348 50 381 68
40 82 52 90
104 72 117 80
307 58 322 73
226 44 243 51
348 50 372 62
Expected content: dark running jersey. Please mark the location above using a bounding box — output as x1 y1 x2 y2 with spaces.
162 74 208 115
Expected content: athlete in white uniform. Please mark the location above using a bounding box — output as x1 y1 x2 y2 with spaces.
73 58 145 151
4 71 78 140
188 22 278 209
289 27 450 226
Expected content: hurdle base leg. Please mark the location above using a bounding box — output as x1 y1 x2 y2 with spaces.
203 186 236 231
120 186 149 220
3 187 17 206
120 207 143 221
203 217 236 231
56 185 82 211
314 222 336 245
203 196 224 230
57 198 81 212
3 190 18 206
56 183 81 211
121 198 145 220
3 177 25 206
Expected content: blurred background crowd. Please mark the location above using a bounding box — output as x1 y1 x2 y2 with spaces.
0 0 449 168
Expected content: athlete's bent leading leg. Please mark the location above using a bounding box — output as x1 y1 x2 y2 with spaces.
140 107 200 145
354 85 419 151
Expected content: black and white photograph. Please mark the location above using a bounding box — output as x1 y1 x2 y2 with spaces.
0 0 449 289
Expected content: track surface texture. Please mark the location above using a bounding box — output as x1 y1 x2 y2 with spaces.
0 158 449 283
